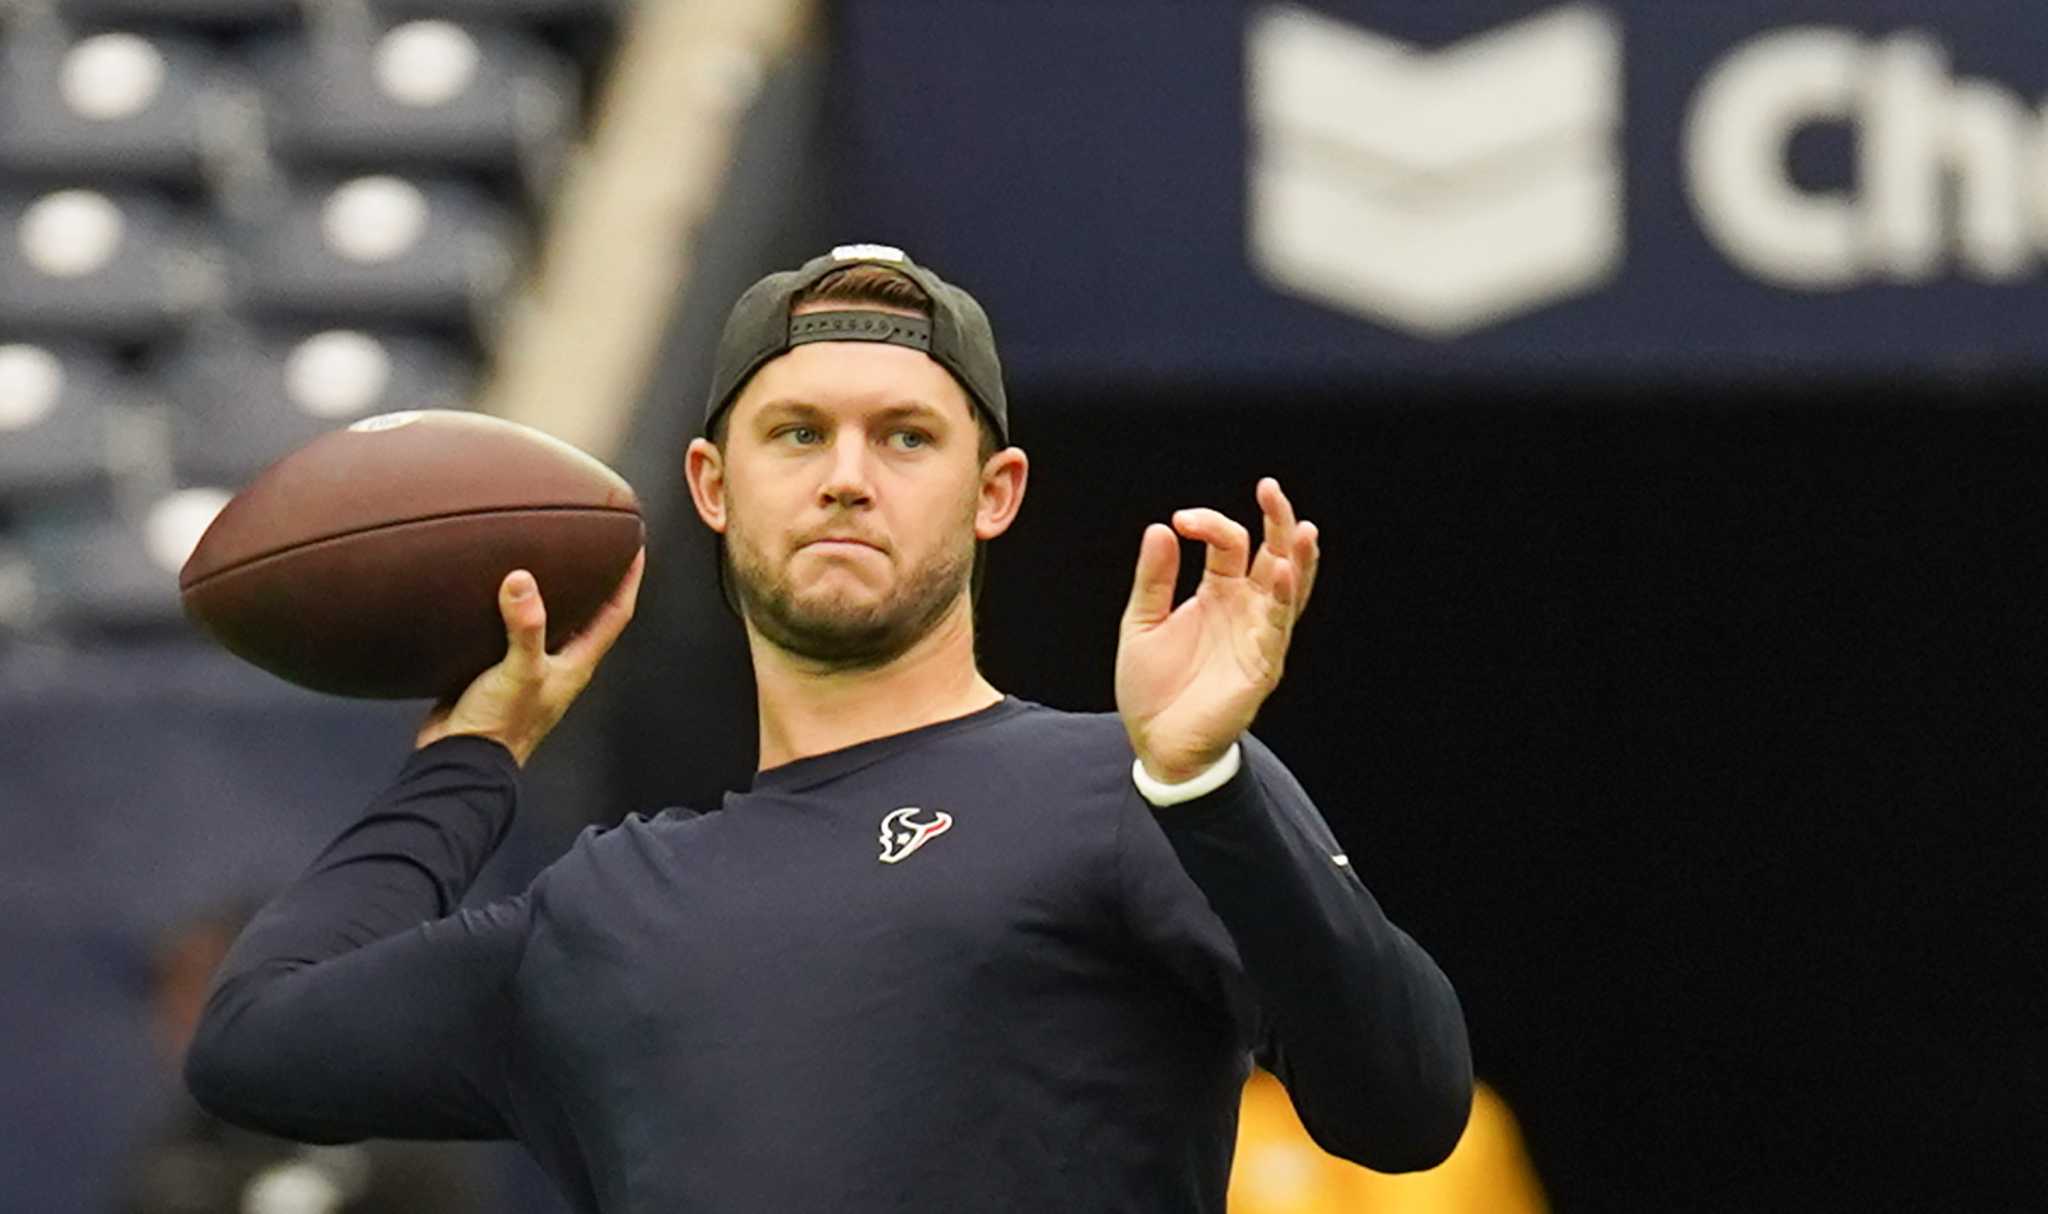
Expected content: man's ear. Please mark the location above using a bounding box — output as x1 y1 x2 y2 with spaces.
974 447 1029 541
685 437 728 535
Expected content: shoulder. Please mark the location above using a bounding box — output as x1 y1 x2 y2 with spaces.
517 808 736 958
528 806 713 897
974 699 1137 797
989 700 1304 789
570 803 708 848
986 697 1132 755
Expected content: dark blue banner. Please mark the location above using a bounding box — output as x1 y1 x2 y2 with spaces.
832 0 2048 383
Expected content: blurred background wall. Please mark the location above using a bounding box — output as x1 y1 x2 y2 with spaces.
3 1 2040 1211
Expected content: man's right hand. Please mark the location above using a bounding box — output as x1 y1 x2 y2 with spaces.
415 549 646 766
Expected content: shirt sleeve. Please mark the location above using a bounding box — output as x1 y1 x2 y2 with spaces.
1124 733 1475 1173
183 736 531 1144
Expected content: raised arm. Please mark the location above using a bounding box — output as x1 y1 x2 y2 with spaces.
1136 738 1472 1171
187 552 645 1142
1116 480 1471 1170
184 738 531 1141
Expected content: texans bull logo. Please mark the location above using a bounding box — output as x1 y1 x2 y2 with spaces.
878 806 953 864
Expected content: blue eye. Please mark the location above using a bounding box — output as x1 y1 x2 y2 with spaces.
783 425 822 445
891 430 930 450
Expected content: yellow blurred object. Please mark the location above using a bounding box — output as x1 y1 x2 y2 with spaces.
1229 1072 1548 1214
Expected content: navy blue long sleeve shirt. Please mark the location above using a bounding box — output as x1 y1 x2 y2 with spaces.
186 696 1471 1212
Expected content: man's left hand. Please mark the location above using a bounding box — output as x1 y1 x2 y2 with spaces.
1117 478 1320 786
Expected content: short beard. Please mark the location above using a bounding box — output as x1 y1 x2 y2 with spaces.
724 513 975 673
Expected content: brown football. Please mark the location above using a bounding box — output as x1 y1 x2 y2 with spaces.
179 409 644 699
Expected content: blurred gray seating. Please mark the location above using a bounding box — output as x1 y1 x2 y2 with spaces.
372 0 621 28
0 189 222 343
228 175 520 334
0 539 38 634
0 342 123 499
155 322 475 484
52 0 303 27
252 21 576 199
0 29 252 188
9 491 214 631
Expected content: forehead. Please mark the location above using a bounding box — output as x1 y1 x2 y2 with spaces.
728 339 976 426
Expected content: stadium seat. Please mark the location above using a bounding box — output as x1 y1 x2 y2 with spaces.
51 0 303 28
0 343 124 500
228 175 521 334
9 490 217 631
156 323 476 484
0 189 222 343
0 0 615 650
372 0 622 28
252 21 575 198
0 30 252 189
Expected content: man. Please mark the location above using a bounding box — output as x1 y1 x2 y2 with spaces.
186 246 1472 1212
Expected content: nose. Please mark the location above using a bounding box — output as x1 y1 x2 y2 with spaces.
816 430 875 509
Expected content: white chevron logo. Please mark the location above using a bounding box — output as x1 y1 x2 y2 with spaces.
1247 4 1624 337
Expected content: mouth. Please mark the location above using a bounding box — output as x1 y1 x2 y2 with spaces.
800 538 884 555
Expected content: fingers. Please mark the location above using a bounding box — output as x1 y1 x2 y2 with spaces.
1263 556 1297 644
1293 519 1320 615
1257 476 1298 559
1123 523 1179 628
1253 478 1320 619
562 548 646 664
500 569 547 672
1145 481 1320 625
1172 508 1251 580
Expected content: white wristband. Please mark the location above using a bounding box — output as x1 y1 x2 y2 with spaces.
1131 742 1243 807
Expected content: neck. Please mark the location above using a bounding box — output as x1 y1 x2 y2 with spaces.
746 593 1003 772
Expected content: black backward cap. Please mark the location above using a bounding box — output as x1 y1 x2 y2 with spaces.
703 245 1009 444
